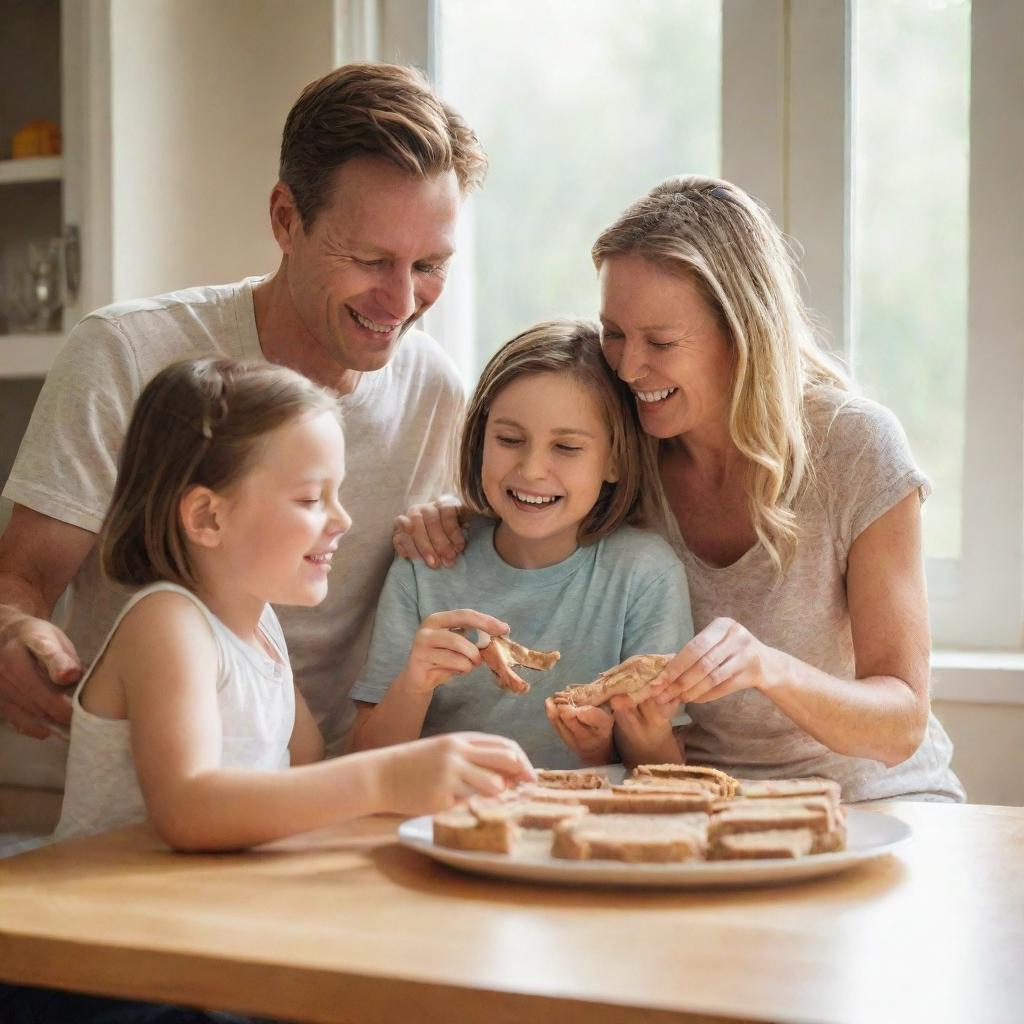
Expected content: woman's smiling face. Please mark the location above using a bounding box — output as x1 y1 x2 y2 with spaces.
598 253 735 442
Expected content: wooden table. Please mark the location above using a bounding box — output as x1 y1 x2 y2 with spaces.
1 801 1021 1024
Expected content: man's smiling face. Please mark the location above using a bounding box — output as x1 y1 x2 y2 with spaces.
279 155 461 373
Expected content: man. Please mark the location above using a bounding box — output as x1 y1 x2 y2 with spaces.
0 62 483 785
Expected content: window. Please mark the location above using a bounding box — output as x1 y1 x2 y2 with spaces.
355 0 1023 652
850 0 970 563
433 0 722 378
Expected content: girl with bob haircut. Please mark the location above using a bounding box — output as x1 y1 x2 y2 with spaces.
350 319 695 769
52 357 533 851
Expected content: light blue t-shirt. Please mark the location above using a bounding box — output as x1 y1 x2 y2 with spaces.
351 518 694 768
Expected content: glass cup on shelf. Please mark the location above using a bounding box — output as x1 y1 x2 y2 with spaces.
0 238 65 334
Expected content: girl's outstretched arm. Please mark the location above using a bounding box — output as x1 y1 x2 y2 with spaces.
116 593 532 851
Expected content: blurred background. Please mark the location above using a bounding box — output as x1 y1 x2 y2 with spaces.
0 0 1020 803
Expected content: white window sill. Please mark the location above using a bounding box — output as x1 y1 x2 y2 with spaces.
931 650 1024 705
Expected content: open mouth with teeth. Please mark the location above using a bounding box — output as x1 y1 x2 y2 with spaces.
507 488 563 511
349 307 400 336
634 386 679 406
304 552 334 570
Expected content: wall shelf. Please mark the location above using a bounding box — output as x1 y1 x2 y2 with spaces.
0 156 63 185
0 332 64 378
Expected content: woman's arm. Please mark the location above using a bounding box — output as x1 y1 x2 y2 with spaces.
652 493 930 766
118 594 532 851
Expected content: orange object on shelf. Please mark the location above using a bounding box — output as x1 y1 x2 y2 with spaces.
11 120 62 159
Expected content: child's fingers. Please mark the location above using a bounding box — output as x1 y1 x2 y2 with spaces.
422 609 510 639
572 704 613 734
420 628 483 666
461 733 535 779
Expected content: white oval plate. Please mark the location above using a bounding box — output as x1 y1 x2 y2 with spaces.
397 808 912 888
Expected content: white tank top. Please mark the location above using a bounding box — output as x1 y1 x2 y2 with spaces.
53 582 294 842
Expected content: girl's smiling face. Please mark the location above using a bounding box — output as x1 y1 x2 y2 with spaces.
215 410 352 608
481 371 618 569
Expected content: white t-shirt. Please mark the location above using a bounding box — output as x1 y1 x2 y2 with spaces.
1 277 465 786
655 387 965 803
53 582 294 843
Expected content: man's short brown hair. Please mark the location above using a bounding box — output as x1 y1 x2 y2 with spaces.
279 62 488 229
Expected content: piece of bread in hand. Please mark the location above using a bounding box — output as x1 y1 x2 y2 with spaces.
480 634 560 694
552 812 709 863
550 654 670 708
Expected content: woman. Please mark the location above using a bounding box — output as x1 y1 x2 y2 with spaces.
395 175 963 803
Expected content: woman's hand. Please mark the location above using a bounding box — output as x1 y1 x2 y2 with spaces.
650 617 785 707
544 698 615 766
392 496 468 569
608 693 683 765
403 609 509 696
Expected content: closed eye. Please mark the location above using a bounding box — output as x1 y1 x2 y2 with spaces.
555 444 583 453
496 436 523 446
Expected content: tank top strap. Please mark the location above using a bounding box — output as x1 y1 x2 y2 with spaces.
72 581 227 700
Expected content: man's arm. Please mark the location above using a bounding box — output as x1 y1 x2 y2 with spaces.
0 504 96 737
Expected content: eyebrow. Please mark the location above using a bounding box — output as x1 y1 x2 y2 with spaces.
348 242 454 263
491 417 597 439
600 316 684 332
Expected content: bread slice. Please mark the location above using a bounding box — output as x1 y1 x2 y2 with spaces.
618 776 721 797
709 828 816 860
523 785 714 815
535 769 609 790
480 634 560 694
468 795 590 830
552 813 709 863
708 801 833 841
432 806 520 853
551 654 670 708
633 763 740 799
736 777 842 803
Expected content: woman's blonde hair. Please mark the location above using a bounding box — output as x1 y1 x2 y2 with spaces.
101 357 341 590
592 175 849 573
460 319 657 545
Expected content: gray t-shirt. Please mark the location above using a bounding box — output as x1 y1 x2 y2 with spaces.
351 517 694 769
1 277 464 785
656 387 964 803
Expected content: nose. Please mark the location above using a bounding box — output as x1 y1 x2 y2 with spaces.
376 266 417 323
615 337 647 385
328 498 352 537
518 444 549 481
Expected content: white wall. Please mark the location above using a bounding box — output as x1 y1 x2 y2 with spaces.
934 701 1024 807
109 0 334 299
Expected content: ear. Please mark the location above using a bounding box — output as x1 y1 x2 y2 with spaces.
179 486 226 549
269 181 301 255
604 452 620 486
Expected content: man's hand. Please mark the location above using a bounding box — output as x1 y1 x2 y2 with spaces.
0 612 80 738
392 496 468 568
